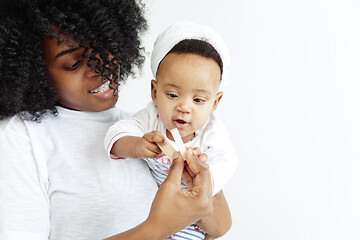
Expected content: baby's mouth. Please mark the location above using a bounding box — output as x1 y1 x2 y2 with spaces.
174 119 190 129
175 119 188 124
89 80 111 93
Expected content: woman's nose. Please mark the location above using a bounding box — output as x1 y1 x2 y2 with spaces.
84 63 99 79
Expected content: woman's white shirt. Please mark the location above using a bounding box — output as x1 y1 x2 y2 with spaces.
0 107 158 240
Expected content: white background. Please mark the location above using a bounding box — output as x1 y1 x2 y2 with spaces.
116 0 360 239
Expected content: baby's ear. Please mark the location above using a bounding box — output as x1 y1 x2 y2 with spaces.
151 80 158 105
211 91 223 113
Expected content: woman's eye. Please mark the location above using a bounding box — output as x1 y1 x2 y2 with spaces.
167 93 178 98
194 98 205 103
65 60 81 70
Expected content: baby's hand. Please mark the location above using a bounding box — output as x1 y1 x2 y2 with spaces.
136 130 165 159
190 147 208 165
182 147 209 191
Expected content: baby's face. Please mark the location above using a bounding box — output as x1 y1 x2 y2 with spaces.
152 52 223 143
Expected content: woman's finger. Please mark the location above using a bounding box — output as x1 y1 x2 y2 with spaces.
185 164 196 178
162 152 184 188
182 168 194 191
185 152 212 199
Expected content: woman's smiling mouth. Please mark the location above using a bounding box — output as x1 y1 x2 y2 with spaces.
88 80 117 101
89 80 111 93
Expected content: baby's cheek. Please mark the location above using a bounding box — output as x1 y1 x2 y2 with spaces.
196 114 210 128
158 112 172 128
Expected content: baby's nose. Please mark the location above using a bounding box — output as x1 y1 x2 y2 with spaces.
177 101 191 113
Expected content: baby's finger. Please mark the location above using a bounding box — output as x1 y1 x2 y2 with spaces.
192 147 201 156
146 142 163 155
145 150 161 159
198 153 208 164
185 150 210 175
145 131 165 144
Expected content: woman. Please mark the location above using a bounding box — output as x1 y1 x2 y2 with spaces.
0 0 230 239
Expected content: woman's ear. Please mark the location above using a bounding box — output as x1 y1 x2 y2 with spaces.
151 79 158 105
211 91 223 113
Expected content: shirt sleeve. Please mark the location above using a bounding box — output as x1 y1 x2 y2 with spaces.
201 115 239 195
0 118 50 240
104 106 152 160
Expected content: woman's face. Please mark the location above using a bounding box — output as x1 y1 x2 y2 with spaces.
43 36 118 112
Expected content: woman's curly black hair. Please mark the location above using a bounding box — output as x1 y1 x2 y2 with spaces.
0 0 147 121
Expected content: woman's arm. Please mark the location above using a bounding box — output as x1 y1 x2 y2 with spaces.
197 190 232 239
0 120 51 239
105 151 214 240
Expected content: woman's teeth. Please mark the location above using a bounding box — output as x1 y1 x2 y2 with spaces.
89 81 110 93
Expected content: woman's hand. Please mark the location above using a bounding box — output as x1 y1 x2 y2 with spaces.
181 147 209 191
180 148 232 238
145 150 213 239
105 149 213 240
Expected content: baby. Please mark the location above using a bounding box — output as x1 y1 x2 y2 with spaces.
104 21 238 239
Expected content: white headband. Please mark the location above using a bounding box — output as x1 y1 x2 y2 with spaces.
150 21 231 90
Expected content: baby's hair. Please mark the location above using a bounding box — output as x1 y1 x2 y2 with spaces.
167 39 223 78
0 0 147 122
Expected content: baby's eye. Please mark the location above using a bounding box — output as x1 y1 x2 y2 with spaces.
194 98 205 103
65 60 81 71
167 93 178 98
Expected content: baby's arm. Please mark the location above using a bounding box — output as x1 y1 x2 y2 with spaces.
104 104 164 159
111 131 165 159
202 115 238 196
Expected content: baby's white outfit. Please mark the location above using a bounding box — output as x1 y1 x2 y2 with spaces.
105 102 238 239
